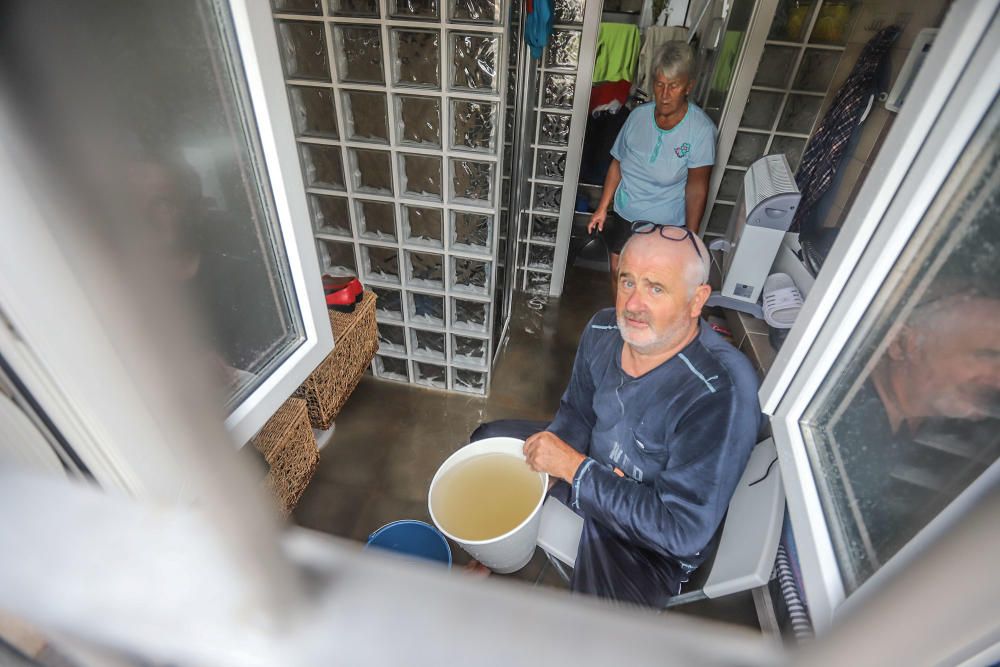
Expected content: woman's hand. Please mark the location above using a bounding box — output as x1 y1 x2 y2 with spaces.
588 207 608 233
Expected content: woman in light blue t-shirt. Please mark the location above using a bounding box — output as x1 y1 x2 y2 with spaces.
588 41 717 276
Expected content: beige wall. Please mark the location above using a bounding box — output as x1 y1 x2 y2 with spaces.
817 0 953 229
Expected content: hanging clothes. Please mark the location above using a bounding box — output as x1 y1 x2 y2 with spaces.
579 106 631 185
633 25 688 97
592 23 641 83
589 80 632 112
711 30 744 92
794 25 900 234
525 0 554 60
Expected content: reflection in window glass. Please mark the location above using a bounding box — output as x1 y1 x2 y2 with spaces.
801 110 1000 592
1 2 306 409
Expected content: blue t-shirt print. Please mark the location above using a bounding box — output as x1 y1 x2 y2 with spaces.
610 102 716 227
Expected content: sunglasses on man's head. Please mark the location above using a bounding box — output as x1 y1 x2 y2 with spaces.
630 221 703 260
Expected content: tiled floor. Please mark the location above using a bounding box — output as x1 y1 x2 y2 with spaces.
293 265 760 630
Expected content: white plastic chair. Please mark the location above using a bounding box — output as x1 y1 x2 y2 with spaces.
536 438 785 620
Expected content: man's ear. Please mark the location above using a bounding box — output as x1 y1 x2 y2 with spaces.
887 325 918 362
690 284 711 318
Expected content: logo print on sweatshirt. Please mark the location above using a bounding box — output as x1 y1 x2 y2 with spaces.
674 142 691 158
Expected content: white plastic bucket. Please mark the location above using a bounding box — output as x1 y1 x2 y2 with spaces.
427 437 548 574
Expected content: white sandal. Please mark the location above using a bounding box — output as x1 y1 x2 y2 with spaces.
762 273 803 329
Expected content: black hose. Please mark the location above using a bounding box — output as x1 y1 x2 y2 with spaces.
775 543 814 642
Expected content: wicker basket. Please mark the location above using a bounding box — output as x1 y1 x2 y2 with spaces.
294 290 378 429
251 397 318 515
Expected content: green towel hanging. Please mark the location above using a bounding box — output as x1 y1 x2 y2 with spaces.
593 23 641 84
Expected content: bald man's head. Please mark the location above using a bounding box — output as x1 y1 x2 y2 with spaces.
619 228 709 296
615 228 711 355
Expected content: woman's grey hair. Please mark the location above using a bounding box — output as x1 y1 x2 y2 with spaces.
653 41 695 81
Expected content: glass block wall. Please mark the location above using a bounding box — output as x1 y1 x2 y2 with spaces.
513 0 588 295
703 0 855 238
272 0 508 394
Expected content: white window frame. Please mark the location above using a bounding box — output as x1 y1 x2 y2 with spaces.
758 0 1000 632
0 0 333 496
224 0 334 443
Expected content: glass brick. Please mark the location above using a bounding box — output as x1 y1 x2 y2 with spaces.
374 354 409 381
539 113 571 146
740 91 783 130
769 0 816 41
452 257 490 294
350 148 394 195
450 33 499 91
452 298 488 332
331 0 379 17
451 159 494 206
396 95 441 147
407 251 445 288
342 90 389 143
809 2 854 45
315 238 357 276
525 270 550 295
300 144 345 190
542 73 575 109
452 368 486 394
534 149 566 180
794 49 841 93
770 136 807 172
545 30 581 69
451 99 498 152
729 132 768 167
403 206 443 247
533 183 561 212
377 322 407 353
276 21 329 81
411 328 446 359
527 244 554 270
390 0 439 19
362 245 400 283
552 0 584 24
391 29 441 88
371 286 403 320
452 334 487 367
706 203 734 236
449 0 500 23
413 361 447 389
288 86 338 138
409 291 445 326
399 153 442 200
779 94 823 135
334 25 385 84
753 45 798 88
717 169 744 202
530 215 558 242
309 194 352 236
356 200 396 240
274 0 322 14
452 211 492 252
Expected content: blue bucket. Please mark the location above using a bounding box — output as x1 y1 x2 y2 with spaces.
365 520 453 568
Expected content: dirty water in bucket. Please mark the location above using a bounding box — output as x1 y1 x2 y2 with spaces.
430 453 543 541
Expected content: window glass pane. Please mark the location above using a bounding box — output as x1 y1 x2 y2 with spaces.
800 111 1000 592
3 3 307 409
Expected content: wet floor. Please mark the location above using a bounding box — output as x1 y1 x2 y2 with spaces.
293 265 760 629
